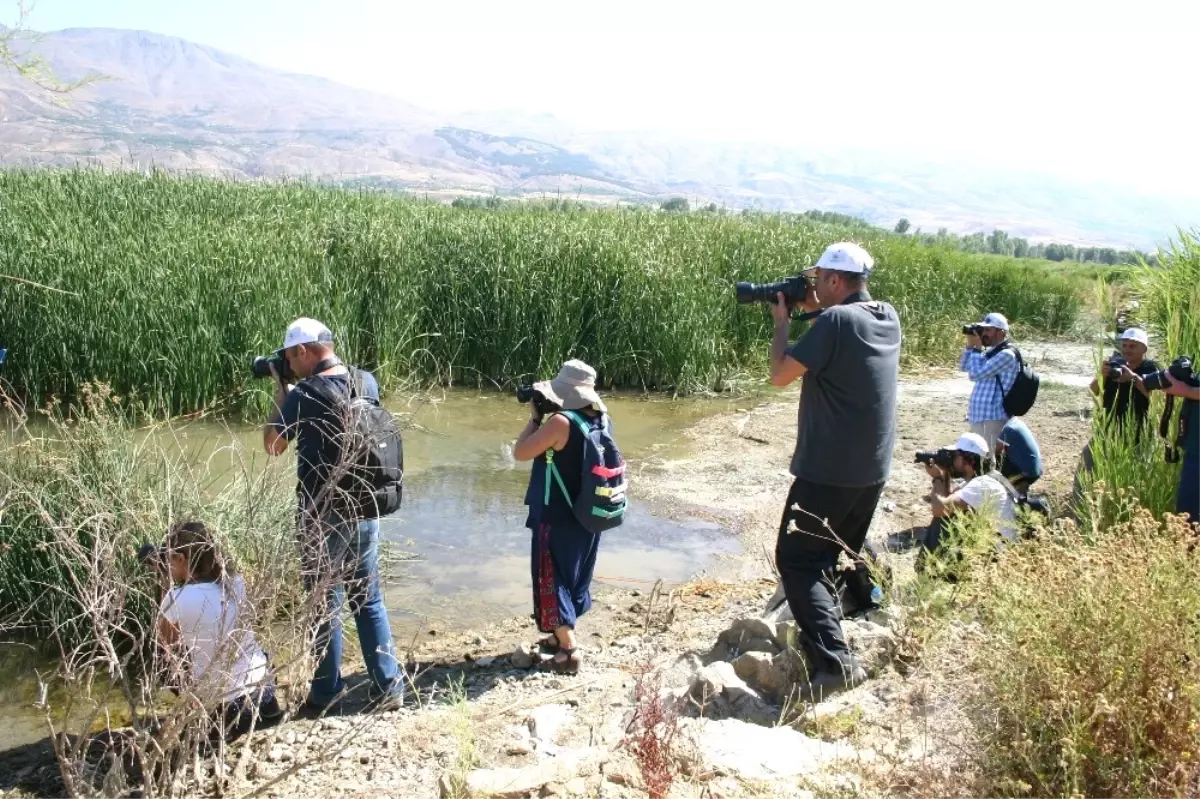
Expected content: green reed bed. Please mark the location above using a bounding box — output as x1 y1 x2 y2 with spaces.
0 169 1083 413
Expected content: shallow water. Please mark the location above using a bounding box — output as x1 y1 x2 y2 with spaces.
0 390 746 752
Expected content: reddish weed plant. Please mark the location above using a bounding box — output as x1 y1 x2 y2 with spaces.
621 661 682 799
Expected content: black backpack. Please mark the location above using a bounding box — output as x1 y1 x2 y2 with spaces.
306 369 404 519
986 342 1040 417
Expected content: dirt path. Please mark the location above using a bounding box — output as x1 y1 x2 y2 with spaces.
0 343 1099 799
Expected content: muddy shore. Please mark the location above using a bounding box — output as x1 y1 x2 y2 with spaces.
0 342 1098 799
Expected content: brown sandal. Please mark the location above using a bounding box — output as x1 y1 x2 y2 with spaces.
537 635 561 654
538 647 581 675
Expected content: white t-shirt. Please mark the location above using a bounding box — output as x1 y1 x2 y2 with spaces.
956 474 1018 541
160 576 269 701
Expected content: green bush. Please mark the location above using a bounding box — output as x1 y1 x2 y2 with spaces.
963 510 1200 798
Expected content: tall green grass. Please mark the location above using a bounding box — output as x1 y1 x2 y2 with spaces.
1078 230 1200 528
0 169 1083 413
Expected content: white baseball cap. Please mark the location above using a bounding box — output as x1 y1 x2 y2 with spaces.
950 432 990 458
1120 327 1149 347
979 312 1010 331
282 317 333 350
806 242 875 275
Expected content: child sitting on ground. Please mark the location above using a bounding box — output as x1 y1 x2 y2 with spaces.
153 520 281 739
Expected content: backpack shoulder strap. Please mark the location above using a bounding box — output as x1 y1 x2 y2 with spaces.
987 470 1023 503
558 409 597 437
299 375 346 409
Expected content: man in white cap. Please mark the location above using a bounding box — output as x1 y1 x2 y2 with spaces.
922 432 1019 558
767 241 901 700
1073 327 1160 508
960 312 1019 452
1095 327 1158 425
262 317 404 712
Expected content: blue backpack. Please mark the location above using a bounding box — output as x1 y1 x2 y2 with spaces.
544 410 628 533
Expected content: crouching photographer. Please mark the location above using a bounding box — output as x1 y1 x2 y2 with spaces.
916 433 1020 572
139 521 281 741
1121 354 1200 523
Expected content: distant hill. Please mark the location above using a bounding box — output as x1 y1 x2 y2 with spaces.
1 27 1195 248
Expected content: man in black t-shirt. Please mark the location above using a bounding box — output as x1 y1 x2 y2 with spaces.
262 318 402 712
1073 327 1157 508
767 242 901 701
1091 327 1158 427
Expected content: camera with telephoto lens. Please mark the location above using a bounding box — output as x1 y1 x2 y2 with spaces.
250 349 295 382
914 448 956 469
735 274 811 306
1141 355 1198 392
516 384 562 419
961 323 984 337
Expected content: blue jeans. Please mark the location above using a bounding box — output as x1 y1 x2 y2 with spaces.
1178 453 1199 524
305 518 402 708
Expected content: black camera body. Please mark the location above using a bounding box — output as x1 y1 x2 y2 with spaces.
251 349 295 382
962 323 984 337
136 541 165 571
516 384 562 418
914 448 956 469
1107 353 1127 371
735 274 811 306
1142 355 1198 392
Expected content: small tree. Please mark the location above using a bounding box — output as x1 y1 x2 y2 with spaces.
659 197 689 213
894 218 911 235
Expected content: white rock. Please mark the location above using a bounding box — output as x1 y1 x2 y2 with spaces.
730 617 776 641
683 718 854 780
510 644 536 670
691 661 760 705
527 704 574 747
440 747 605 799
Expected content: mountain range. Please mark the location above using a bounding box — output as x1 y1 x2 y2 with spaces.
1 27 1194 248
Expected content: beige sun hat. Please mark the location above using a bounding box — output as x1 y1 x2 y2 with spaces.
534 359 607 413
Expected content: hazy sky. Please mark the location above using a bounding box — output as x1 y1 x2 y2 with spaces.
19 0 1200 200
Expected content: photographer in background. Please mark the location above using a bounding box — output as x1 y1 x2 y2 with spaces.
262 318 404 712
1090 328 1157 427
769 242 901 700
994 417 1043 497
1072 328 1157 506
1152 364 1200 515
921 433 1019 557
960 313 1019 452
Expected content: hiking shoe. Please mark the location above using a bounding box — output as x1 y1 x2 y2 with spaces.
370 691 405 712
800 663 868 703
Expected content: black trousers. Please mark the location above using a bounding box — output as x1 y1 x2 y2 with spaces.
775 477 886 674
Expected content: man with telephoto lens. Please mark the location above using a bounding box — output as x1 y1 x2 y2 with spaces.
960 312 1019 453
768 241 901 701
262 318 404 712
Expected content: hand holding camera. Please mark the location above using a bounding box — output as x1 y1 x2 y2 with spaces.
515 384 562 421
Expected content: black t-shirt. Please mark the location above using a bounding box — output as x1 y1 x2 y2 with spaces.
525 411 604 526
1101 358 1158 426
271 370 380 511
